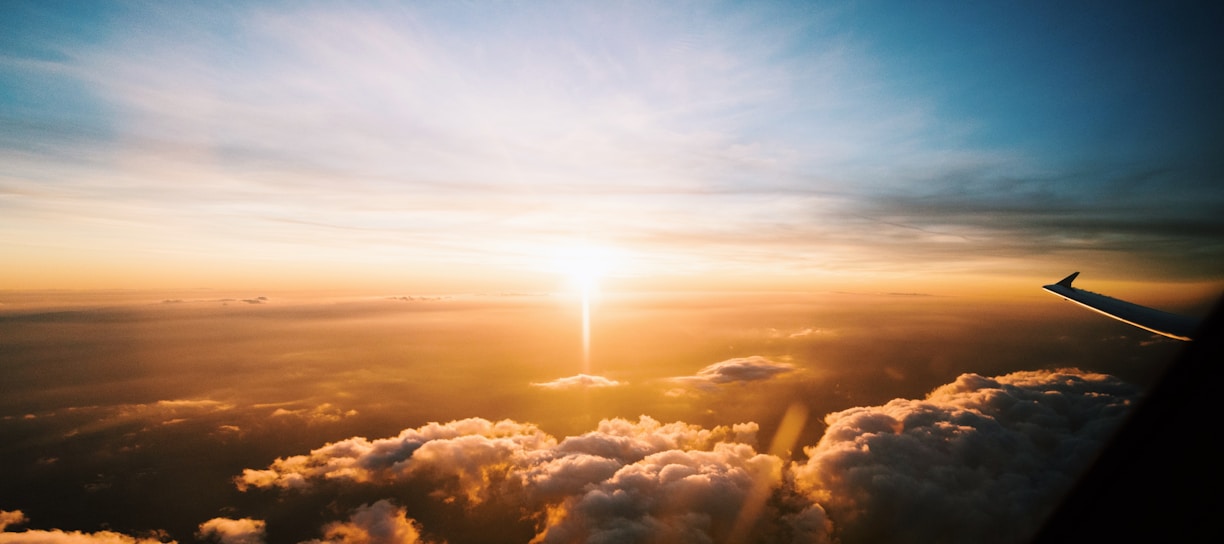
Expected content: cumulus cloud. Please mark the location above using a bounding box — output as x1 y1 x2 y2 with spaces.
236 416 760 503
229 368 1136 544
197 518 265 544
304 501 433 544
236 417 556 495
237 416 820 542
532 443 830 544
530 374 625 390
670 356 797 391
793 369 1138 544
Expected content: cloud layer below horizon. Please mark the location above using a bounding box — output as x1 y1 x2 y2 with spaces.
0 368 1131 544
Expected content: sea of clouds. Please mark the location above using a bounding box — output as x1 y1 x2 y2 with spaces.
1 368 1136 544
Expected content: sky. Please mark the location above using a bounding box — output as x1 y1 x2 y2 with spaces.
1 0 1221 294
2 1 1223 544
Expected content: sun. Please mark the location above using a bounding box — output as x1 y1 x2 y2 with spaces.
551 244 618 373
553 245 615 296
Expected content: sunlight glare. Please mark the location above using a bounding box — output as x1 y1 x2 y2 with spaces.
552 245 618 374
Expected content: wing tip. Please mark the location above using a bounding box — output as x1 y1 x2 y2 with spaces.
1055 271 1080 288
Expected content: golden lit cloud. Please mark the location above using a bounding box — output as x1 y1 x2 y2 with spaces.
0 512 24 532
530 374 625 390
221 369 1136 543
304 502 434 544
0 509 172 544
668 356 798 392
197 518 265 544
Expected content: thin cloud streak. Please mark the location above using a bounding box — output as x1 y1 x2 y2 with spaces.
531 374 625 390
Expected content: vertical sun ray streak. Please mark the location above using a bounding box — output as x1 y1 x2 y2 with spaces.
727 402 810 543
582 278 592 375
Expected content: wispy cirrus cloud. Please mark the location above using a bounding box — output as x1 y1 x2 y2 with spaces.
11 2 1216 287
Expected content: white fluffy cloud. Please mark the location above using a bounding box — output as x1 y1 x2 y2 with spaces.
230 368 1136 544
237 416 819 542
1 368 1137 544
236 417 760 504
793 369 1137 544
531 443 831 544
236 418 557 498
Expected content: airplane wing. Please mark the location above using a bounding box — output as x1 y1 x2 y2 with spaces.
1042 272 1199 341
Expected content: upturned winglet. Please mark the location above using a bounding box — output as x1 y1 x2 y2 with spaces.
1055 271 1079 288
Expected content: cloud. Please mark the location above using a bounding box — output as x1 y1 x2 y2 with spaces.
0 511 173 544
21 365 1133 541
793 369 1138 544
5 2 1219 287
236 416 760 502
236 415 820 541
229 368 1135 544
6 0 1119 286
153 400 230 410
669 356 797 391
304 501 434 544
268 403 358 423
787 328 824 338
0 531 171 544
236 418 557 494
530 374 625 390
0 512 25 532
531 444 830 544
197 518 265 544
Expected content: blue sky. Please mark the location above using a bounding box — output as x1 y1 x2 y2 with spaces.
1 0 1221 291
